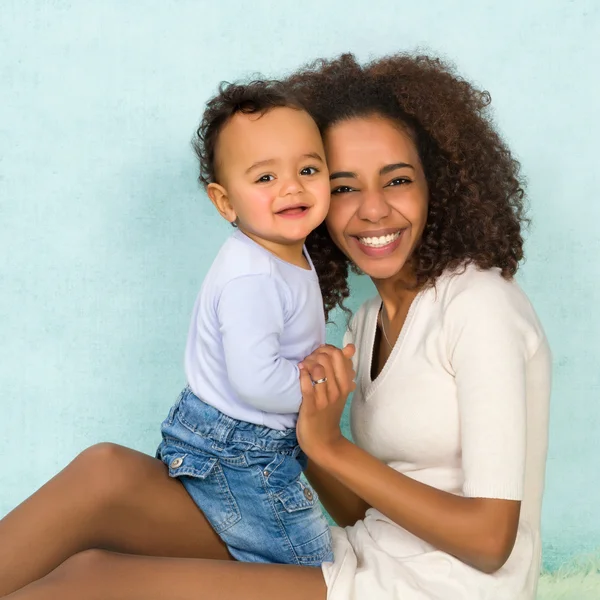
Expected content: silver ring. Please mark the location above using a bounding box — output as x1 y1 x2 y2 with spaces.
312 377 328 386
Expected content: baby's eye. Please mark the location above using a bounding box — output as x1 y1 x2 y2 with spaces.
300 166 319 176
387 177 411 187
331 185 355 195
256 174 274 183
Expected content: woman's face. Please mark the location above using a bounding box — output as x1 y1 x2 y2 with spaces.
324 115 429 282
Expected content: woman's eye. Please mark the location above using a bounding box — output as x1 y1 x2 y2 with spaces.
256 174 274 183
300 166 319 176
331 185 355 195
387 177 411 187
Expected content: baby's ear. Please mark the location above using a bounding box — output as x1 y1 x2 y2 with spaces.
207 183 237 224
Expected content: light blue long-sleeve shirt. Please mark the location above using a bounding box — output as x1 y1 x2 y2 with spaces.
184 230 326 430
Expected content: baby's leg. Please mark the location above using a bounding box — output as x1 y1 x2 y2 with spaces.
0 443 231 597
2 550 326 600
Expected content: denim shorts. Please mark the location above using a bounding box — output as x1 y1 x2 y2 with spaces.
156 387 333 566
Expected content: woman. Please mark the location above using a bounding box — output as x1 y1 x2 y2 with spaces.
0 53 551 600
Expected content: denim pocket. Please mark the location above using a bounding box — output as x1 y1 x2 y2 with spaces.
273 478 333 565
275 478 319 511
263 453 332 565
161 446 241 534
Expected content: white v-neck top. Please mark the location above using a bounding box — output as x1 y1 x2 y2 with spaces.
322 264 552 600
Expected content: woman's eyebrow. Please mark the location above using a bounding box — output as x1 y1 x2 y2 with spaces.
380 162 415 175
330 162 415 180
329 171 357 180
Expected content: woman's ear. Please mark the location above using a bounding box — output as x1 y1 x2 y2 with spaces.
207 183 237 224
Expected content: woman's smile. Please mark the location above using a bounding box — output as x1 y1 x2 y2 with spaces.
350 228 405 256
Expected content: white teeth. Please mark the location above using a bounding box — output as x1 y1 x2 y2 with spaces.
358 232 401 248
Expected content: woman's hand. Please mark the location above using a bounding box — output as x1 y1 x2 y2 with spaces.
296 344 356 458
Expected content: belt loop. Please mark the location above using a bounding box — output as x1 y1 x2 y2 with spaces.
213 412 235 444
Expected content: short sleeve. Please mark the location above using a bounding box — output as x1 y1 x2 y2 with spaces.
217 274 301 413
444 275 539 500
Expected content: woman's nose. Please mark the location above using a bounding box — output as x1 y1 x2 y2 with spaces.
357 189 390 222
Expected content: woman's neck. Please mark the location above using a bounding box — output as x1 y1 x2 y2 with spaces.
372 269 420 321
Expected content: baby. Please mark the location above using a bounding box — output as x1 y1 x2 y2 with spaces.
156 80 334 565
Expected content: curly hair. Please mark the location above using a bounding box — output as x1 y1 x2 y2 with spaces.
193 80 305 188
286 53 527 319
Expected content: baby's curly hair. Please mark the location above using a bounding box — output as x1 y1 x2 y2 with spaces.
286 53 527 319
193 80 305 188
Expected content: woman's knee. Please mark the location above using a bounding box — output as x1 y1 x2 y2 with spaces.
70 443 143 503
48 549 110 583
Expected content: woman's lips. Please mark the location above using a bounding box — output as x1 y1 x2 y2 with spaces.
351 229 404 257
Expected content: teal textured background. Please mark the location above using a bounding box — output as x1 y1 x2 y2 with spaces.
1 0 598 575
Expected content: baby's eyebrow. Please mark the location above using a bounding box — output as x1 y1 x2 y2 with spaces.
246 152 325 174
302 152 325 163
246 158 276 174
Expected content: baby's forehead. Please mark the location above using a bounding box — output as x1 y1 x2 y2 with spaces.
220 106 315 140
215 106 323 169
220 109 274 139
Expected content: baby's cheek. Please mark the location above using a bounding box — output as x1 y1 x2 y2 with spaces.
239 189 275 219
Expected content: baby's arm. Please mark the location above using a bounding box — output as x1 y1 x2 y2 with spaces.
217 274 301 413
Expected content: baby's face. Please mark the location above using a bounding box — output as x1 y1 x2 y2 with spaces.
210 106 330 248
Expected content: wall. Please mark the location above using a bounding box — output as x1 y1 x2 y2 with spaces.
1 0 598 572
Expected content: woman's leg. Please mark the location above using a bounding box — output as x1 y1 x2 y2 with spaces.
0 443 231 596
3 550 327 600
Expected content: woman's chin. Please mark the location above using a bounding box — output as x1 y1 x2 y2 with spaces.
346 242 409 281
349 256 406 281
344 236 408 279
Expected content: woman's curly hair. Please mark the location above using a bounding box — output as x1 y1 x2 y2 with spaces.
286 53 527 320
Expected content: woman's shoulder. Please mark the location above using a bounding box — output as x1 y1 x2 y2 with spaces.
439 263 530 308
438 263 548 353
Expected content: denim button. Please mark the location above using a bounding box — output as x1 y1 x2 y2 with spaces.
303 488 313 501
170 457 183 469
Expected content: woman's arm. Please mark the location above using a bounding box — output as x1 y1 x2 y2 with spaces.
308 436 519 574
304 458 370 527
298 334 523 575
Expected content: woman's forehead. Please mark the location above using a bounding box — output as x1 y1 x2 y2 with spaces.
324 116 420 170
